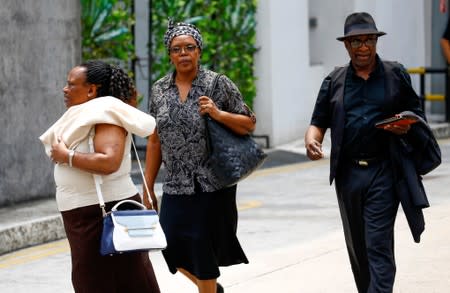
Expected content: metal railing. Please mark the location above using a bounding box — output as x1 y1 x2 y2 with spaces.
407 67 449 122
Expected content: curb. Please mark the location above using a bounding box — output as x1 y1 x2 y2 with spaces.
0 215 66 255
432 123 450 139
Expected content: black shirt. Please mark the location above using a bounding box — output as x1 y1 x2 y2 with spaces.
341 57 390 159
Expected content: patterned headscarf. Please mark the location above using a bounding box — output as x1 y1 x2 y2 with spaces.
163 19 203 52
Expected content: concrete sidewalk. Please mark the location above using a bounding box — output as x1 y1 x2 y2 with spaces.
217 204 450 293
148 202 450 292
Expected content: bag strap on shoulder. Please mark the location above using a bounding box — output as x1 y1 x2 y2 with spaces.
207 73 223 98
88 128 107 217
204 73 223 153
90 128 155 216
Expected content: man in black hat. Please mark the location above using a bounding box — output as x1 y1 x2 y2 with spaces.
305 12 440 293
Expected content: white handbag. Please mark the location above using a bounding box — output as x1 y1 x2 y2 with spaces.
88 131 167 255
100 199 167 255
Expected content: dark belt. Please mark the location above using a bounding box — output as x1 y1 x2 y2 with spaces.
350 156 386 167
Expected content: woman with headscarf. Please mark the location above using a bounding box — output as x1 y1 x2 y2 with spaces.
144 20 255 293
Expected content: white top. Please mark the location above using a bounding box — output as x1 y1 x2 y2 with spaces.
54 132 137 211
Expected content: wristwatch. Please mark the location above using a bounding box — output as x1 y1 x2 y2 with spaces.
68 150 75 167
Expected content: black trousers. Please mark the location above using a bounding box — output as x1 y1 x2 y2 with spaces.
335 159 399 293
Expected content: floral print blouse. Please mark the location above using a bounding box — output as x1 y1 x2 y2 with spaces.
149 68 255 195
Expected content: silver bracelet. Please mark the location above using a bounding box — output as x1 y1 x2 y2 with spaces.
68 150 75 167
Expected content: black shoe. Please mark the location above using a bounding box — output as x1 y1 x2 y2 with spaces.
217 282 224 293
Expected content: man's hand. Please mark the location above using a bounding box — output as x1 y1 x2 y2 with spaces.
305 125 326 160
382 124 411 135
305 139 324 160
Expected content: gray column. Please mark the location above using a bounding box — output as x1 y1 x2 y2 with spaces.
134 0 150 149
0 0 81 206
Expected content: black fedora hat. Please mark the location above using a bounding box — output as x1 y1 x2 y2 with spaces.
337 12 386 41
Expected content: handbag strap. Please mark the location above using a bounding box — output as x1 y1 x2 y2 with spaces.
205 73 223 153
131 136 155 210
207 73 222 97
89 129 155 216
88 129 107 216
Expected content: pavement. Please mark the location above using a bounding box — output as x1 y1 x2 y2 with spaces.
0 123 449 292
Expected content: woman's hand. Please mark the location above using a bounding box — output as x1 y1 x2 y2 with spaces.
143 189 159 212
198 96 220 117
50 137 69 164
143 132 162 212
199 96 256 135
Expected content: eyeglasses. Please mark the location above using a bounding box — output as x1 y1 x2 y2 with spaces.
349 37 378 48
169 44 198 54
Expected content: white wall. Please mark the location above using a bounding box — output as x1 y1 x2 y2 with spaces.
309 0 355 72
254 0 323 146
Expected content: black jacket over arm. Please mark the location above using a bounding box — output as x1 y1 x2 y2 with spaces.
389 116 441 242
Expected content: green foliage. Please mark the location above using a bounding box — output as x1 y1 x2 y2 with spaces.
81 0 135 72
150 0 258 108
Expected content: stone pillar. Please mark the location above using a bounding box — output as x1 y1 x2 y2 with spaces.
134 0 150 149
0 0 81 206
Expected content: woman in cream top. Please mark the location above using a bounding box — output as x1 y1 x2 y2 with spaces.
53 129 137 211
40 60 160 293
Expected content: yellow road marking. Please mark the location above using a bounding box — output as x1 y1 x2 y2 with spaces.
249 159 329 178
0 239 69 269
238 200 263 211
438 137 450 144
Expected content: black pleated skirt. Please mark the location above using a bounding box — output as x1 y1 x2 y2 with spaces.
159 185 249 280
